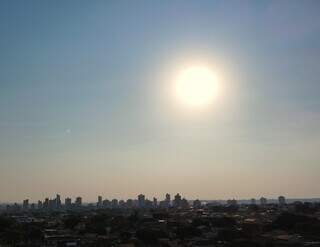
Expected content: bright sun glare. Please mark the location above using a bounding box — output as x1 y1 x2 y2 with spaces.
175 66 219 108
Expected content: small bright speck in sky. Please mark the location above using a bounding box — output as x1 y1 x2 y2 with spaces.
174 66 219 108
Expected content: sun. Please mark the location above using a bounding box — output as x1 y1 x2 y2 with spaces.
175 66 219 108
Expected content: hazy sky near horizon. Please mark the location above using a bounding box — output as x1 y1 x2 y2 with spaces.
1 0 320 202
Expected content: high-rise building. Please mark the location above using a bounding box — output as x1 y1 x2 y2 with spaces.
126 199 133 208
260 197 267 206
119 200 126 208
56 194 61 209
49 199 56 210
65 197 72 209
173 193 182 208
13 203 20 212
103 199 111 208
138 194 145 208
43 198 49 209
75 197 82 207
23 199 29 211
278 196 286 206
111 199 118 208
153 197 158 207
38 200 43 210
164 193 171 208
97 196 102 208
165 193 170 203
193 199 201 208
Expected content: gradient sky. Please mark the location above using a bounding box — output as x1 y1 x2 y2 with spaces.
1 0 320 203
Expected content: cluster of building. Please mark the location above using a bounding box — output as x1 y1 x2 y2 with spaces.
1 195 320 247
6 193 197 212
10 194 83 212
6 194 288 213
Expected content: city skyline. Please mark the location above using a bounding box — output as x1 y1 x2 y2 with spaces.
4 192 320 206
2 192 319 246
6 192 294 209
1 0 320 202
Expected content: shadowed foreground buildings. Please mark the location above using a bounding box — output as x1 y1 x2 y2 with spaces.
1 194 320 247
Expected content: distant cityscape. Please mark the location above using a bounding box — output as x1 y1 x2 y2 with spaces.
1 193 320 246
2 193 318 213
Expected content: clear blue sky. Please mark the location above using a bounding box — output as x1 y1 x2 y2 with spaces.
1 0 320 202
